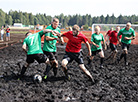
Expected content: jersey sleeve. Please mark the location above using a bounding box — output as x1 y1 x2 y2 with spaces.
82 35 88 43
132 29 135 37
108 31 112 37
38 30 44 37
62 31 70 38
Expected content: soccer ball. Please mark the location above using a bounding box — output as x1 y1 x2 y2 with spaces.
33 74 42 83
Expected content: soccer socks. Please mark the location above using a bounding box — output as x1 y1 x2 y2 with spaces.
124 54 128 65
19 65 27 78
44 65 51 76
87 56 92 65
120 53 124 61
53 67 58 76
100 58 104 65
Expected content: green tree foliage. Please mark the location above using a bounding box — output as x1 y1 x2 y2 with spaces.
0 9 138 29
0 9 6 27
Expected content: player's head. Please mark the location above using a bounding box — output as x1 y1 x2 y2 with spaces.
95 26 100 34
110 27 113 31
52 18 59 29
126 22 131 30
25 31 32 37
72 24 80 36
116 26 120 32
69 27 72 31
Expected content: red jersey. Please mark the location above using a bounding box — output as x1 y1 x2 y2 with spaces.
106 30 112 41
108 30 122 45
63 31 88 53
6 28 10 33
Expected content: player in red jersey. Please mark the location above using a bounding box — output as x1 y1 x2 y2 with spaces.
55 24 94 83
105 26 121 63
105 27 113 48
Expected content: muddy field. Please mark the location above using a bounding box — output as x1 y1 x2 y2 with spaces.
0 43 137 102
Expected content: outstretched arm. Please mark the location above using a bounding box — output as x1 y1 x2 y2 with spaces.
85 41 91 56
43 29 53 33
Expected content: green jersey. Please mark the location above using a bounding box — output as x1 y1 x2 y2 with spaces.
43 25 60 52
23 30 44 55
91 33 104 51
118 28 135 44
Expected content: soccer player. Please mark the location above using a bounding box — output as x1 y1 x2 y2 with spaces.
43 18 61 79
87 26 107 68
18 29 53 79
105 26 121 63
56 24 94 82
117 22 135 65
105 27 113 48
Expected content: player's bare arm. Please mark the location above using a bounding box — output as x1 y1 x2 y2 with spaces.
85 41 91 56
91 41 99 48
22 44 27 54
103 40 107 50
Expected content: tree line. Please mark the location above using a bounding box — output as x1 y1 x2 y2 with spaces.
0 9 138 29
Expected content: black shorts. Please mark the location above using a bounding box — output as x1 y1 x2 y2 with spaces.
43 51 57 61
122 42 130 50
92 49 102 56
26 54 47 64
63 51 84 64
110 43 117 51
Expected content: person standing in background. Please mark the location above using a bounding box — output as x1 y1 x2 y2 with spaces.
6 26 10 41
0 26 4 41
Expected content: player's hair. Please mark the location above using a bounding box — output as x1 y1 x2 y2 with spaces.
52 18 59 23
25 31 31 36
94 26 100 31
126 22 131 26
72 24 80 31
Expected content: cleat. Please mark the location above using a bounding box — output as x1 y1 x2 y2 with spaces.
87 56 91 66
62 67 70 81
65 75 71 81
43 75 47 80
100 65 104 69
117 59 120 64
53 68 57 76
125 62 128 66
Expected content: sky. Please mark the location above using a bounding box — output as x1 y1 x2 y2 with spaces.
0 0 138 17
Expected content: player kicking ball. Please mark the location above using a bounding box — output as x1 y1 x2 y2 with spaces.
55 25 95 83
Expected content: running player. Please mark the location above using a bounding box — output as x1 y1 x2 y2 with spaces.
105 26 121 63
87 26 107 68
43 18 61 79
18 29 54 79
56 24 94 82
117 22 135 65
105 27 113 48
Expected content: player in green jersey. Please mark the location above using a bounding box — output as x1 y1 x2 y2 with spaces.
43 18 63 79
87 26 107 68
18 29 54 79
117 22 135 66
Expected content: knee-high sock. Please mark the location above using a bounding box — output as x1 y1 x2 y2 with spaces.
120 53 124 60
124 53 127 63
44 64 51 76
20 65 27 77
100 58 104 65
